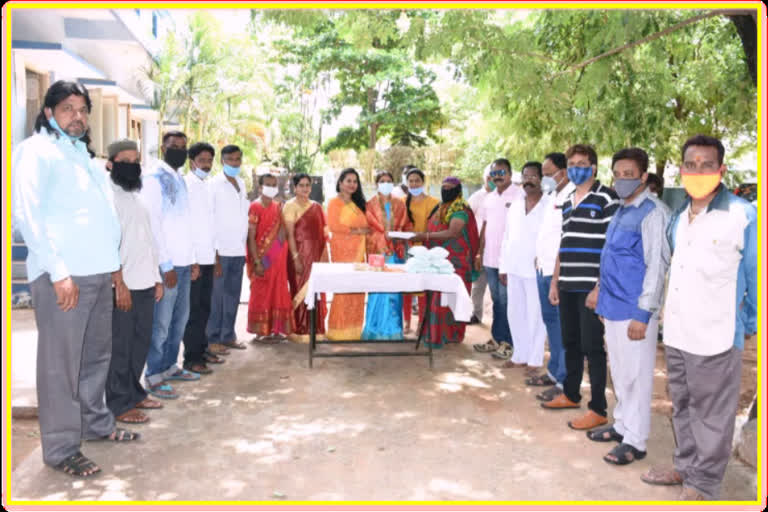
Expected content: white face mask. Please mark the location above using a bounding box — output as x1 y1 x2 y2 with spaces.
262 185 278 198
378 182 394 196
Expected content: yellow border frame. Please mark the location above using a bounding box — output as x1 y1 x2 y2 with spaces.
2 1 765 509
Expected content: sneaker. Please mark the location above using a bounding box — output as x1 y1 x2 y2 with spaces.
473 339 499 353
491 342 513 359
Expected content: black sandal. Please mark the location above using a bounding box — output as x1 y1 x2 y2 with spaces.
54 452 101 477
526 374 557 386
603 443 646 465
103 428 141 442
587 425 624 443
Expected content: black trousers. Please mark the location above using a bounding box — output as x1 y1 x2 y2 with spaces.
559 290 607 416
183 264 214 365
106 287 155 417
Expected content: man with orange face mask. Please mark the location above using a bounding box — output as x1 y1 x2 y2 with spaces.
640 135 757 500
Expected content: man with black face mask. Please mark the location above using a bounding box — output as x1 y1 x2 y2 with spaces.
105 139 165 424
139 131 201 400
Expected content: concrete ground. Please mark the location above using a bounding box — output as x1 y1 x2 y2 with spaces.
8 303 758 502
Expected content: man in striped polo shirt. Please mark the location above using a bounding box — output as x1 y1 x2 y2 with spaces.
542 144 620 432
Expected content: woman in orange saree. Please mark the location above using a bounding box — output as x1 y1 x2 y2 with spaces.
361 170 410 339
326 168 369 340
284 173 328 343
246 173 294 340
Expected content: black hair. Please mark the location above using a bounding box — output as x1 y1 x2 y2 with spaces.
681 134 725 165
522 161 543 178
221 144 241 157
611 147 649 174
645 172 664 198
34 80 95 157
162 131 187 145
375 170 394 183
566 144 598 166
543 152 567 170
188 142 215 161
405 168 426 224
259 173 276 186
292 172 311 187
492 158 511 172
336 168 366 213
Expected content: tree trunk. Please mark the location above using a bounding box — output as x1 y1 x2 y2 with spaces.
367 87 378 149
655 159 666 182
727 14 757 86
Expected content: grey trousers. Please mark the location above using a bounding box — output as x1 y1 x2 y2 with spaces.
665 345 742 499
30 273 116 466
470 269 487 321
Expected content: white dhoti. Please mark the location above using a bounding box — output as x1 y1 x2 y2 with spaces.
506 274 546 367
604 317 659 452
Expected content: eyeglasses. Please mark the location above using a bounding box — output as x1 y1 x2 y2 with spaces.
489 169 507 178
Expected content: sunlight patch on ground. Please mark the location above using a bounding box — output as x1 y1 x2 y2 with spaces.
234 395 272 404
427 478 494 500
267 388 295 395
221 438 276 456
502 427 532 442
393 411 418 419
340 391 360 398
435 372 491 393
263 419 367 443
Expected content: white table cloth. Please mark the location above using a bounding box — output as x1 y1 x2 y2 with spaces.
304 263 473 322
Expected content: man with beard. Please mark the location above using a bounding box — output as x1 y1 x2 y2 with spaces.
140 131 201 400
104 139 165 424
12 81 139 478
498 162 548 372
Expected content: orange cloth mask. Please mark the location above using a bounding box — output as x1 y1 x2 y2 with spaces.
680 171 722 199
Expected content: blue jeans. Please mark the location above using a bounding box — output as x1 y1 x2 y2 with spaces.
206 256 245 344
485 266 511 344
537 271 565 386
145 265 191 386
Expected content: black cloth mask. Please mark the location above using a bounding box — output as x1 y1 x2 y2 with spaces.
164 147 187 170
111 162 142 192
441 186 462 203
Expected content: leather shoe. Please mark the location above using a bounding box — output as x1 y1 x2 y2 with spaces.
541 393 580 409
568 410 608 430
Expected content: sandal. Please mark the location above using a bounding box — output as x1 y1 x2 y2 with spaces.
603 443 646 465
536 386 563 402
491 342 513 359
587 425 624 443
54 451 101 477
183 362 212 375
103 427 141 442
222 339 247 350
641 466 684 486
165 369 200 381
135 397 163 409
208 343 231 355
203 352 225 364
115 409 149 424
148 383 178 400
252 335 281 345
526 374 557 386
473 339 499 353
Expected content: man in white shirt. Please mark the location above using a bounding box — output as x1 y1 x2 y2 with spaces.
466 164 493 325
182 142 219 375
473 158 524 359
104 139 164 425
499 162 548 371
140 131 201 399
207 145 250 351
529 152 575 401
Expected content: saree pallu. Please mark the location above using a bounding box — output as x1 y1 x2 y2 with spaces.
246 200 294 336
420 205 480 348
285 200 327 341
362 196 409 340
326 197 367 340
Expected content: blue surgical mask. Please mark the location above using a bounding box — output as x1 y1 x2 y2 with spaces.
614 178 643 199
49 116 85 142
409 186 424 196
378 182 394 196
193 169 209 180
567 166 593 186
223 164 240 178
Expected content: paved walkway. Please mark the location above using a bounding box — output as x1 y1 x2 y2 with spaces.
9 306 757 502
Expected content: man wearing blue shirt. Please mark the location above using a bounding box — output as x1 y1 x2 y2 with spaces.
12 81 139 478
641 135 758 500
591 148 670 466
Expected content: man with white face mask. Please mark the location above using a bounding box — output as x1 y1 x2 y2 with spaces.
528 153 575 401
206 145 249 354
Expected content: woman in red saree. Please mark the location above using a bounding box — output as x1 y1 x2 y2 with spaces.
284 173 328 342
246 173 294 340
411 177 479 348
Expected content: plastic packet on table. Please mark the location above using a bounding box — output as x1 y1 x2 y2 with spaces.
408 246 429 258
425 246 449 261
